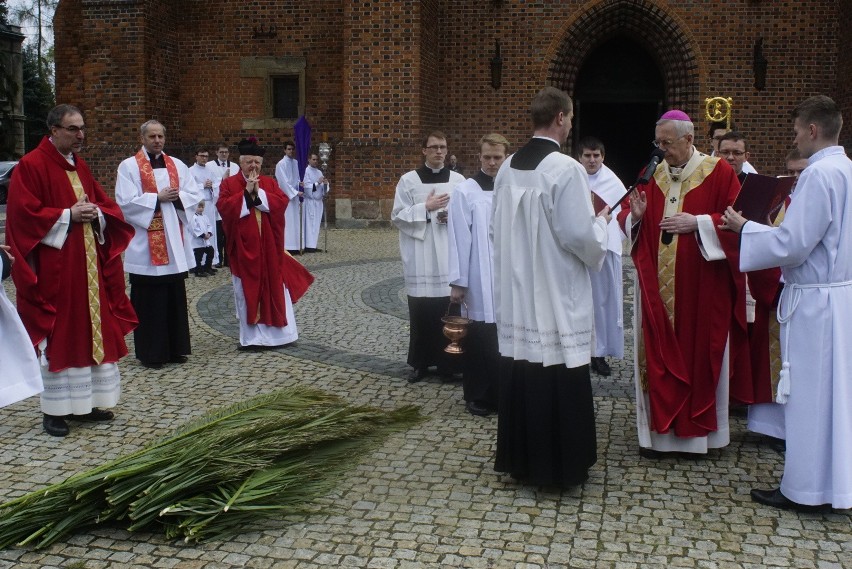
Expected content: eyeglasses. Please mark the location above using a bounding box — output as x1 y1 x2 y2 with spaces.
719 150 746 157
56 125 86 134
651 135 686 149
425 145 448 151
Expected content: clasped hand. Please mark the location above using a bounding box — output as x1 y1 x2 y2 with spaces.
157 187 180 203
71 195 98 223
245 172 260 194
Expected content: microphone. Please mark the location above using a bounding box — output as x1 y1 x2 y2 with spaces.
614 148 667 208
637 149 672 245
638 148 665 185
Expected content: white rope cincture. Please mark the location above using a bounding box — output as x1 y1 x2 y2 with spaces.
775 279 852 404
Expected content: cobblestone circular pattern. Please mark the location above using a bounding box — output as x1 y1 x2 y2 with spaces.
1 229 849 569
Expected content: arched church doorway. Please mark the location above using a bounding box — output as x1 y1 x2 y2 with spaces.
573 36 664 186
547 0 703 186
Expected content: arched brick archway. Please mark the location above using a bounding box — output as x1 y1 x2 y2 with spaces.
547 0 704 116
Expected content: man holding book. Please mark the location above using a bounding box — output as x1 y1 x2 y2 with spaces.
721 95 852 512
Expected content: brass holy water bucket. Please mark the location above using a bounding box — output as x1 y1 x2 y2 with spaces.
441 300 471 354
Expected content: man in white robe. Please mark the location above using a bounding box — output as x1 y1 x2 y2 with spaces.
275 141 304 253
722 95 852 511
392 131 465 382
578 137 626 377
447 133 509 416
116 120 203 369
492 87 609 487
746 149 811 447
210 144 239 267
188 147 219 269
0 246 43 408
301 152 329 252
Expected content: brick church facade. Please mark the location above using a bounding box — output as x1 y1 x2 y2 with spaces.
55 0 852 226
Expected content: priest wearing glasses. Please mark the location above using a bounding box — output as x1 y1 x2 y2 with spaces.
6 105 138 436
617 109 750 459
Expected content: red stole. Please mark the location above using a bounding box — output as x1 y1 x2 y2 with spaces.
134 149 180 265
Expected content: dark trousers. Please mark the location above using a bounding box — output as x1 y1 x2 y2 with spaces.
193 246 214 274
129 273 192 365
495 358 597 488
462 321 499 410
406 295 460 374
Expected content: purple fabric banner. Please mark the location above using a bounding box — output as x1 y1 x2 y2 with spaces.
294 115 312 181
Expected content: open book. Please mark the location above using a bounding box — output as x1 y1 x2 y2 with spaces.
732 174 796 225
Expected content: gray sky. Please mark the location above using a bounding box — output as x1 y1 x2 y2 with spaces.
5 0 55 47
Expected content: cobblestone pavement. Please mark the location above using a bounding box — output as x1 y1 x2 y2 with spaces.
1 228 850 569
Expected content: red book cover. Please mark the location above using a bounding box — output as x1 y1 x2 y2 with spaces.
733 174 796 225
591 191 608 214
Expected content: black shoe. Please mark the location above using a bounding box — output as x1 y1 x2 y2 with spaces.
767 436 786 454
638 447 667 459
750 488 830 512
206 267 218 274
43 414 69 437
407 368 427 383
215 263 224 268
465 401 492 417
591 357 611 376
195 271 208 277
169 355 188 364
140 360 163 369
73 408 115 422
238 344 274 351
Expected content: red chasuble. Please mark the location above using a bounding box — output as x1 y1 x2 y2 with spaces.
5 136 138 372
617 155 751 438
218 174 314 328
743 196 790 404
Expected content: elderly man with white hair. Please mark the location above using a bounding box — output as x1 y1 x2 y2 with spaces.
617 109 750 458
218 138 313 349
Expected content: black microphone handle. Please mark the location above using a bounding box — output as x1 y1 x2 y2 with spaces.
661 230 673 245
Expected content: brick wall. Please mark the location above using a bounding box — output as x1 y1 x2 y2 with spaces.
55 0 845 211
837 0 852 152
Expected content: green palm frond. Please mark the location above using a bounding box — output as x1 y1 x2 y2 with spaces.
0 387 423 549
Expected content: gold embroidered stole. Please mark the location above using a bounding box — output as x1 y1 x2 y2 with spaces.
134 150 180 266
638 151 718 391
767 202 787 397
254 196 263 323
66 171 105 364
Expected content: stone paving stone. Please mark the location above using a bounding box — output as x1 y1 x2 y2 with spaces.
1 229 851 568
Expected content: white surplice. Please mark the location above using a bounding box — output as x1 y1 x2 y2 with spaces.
189 163 219 263
301 165 329 249
116 150 203 275
587 164 626 358
275 155 304 250
392 167 465 297
0 278 43 408
492 139 608 368
447 174 495 323
739 145 852 509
